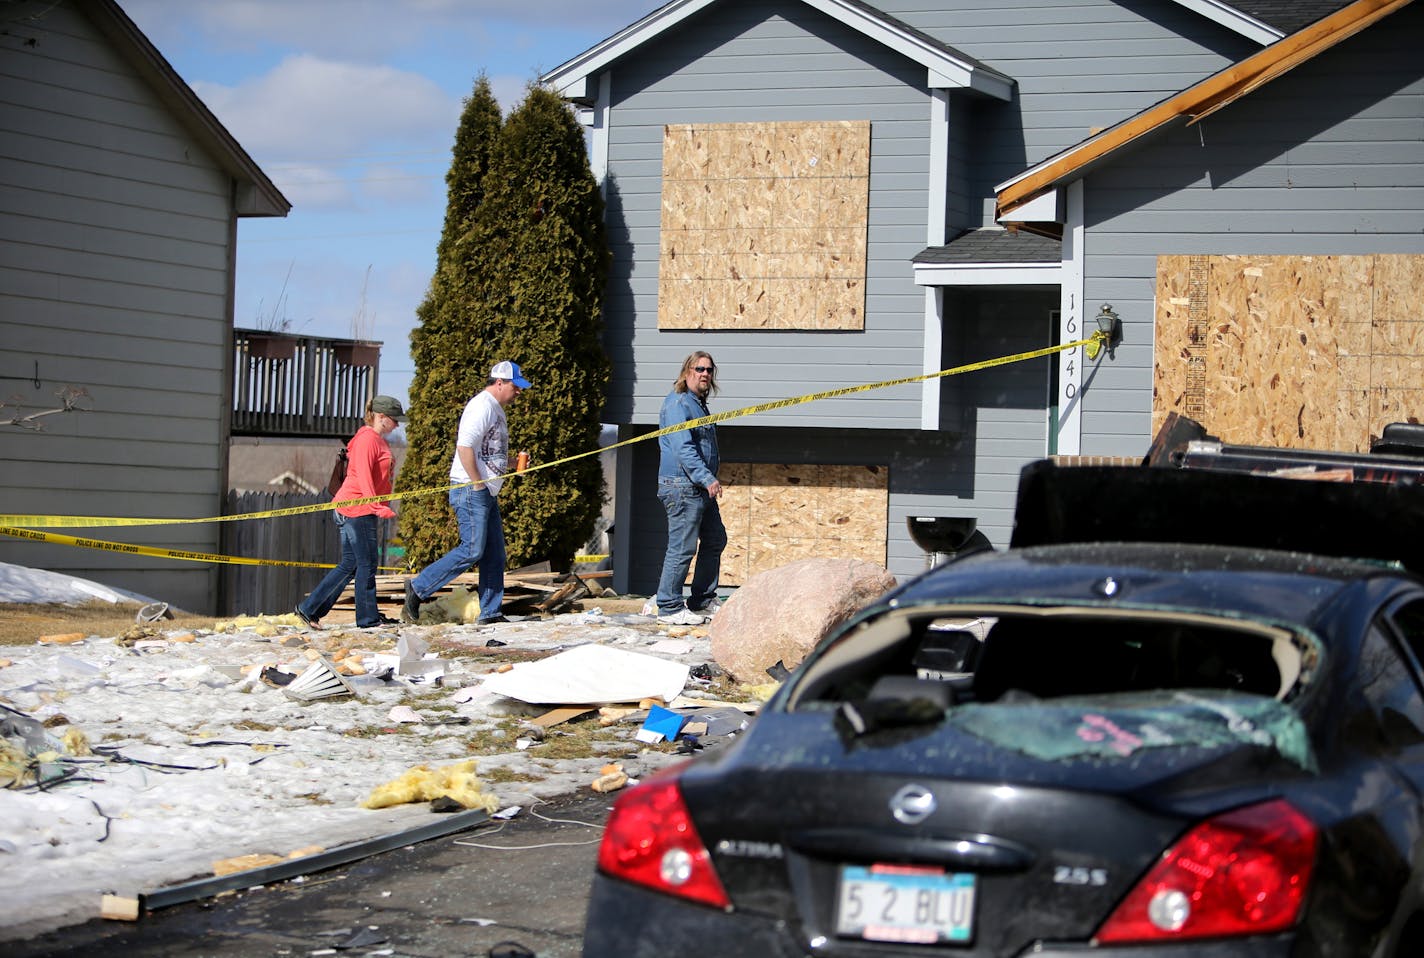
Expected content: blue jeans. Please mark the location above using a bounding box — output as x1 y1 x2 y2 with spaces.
411 484 505 620
300 512 381 627
655 479 726 614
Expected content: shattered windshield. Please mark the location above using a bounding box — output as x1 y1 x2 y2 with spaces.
945 689 1316 772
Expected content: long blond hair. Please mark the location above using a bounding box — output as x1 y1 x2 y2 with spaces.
673 351 719 396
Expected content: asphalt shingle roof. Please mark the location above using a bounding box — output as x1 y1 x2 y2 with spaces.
913 228 1062 265
1228 0 1356 34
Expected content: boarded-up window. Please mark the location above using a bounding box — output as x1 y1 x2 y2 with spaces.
658 121 869 331
1155 255 1424 451
708 462 887 586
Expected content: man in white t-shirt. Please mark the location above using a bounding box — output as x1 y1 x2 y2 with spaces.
403 361 531 624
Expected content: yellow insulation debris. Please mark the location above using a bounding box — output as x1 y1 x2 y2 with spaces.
360 759 499 812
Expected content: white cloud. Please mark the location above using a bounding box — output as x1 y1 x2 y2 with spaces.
193 56 457 160
191 56 458 209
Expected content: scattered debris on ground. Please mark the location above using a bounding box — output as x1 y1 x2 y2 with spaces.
0 594 764 942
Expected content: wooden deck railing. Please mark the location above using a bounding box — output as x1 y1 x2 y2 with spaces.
231 330 382 438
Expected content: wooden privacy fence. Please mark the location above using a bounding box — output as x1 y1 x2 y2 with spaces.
219 491 393 617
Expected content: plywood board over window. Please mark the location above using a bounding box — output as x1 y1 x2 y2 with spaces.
659 121 870 331
699 462 887 586
1154 255 1424 452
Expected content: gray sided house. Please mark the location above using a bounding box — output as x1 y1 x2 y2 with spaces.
543 0 1423 595
0 0 289 613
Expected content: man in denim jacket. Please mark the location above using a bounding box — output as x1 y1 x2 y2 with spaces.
654 352 727 625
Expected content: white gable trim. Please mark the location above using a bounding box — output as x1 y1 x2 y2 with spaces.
1168 0 1284 44
542 0 1013 101
799 0 1013 98
545 0 716 101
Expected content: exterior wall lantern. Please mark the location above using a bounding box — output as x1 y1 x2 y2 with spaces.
1092 303 1122 359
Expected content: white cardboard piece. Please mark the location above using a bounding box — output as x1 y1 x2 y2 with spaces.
480 644 690 706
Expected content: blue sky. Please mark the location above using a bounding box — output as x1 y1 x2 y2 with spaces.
117 0 663 412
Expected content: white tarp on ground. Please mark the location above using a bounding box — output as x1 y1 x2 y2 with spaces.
0 561 161 605
480 643 690 705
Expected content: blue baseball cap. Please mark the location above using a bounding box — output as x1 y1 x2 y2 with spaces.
490 360 531 389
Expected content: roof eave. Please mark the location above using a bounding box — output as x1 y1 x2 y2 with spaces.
1167 0 1285 44
542 0 713 102
85 0 290 218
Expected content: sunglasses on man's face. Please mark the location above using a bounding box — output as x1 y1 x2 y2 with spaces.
693 365 714 373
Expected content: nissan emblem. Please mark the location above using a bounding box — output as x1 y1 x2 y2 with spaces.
889 784 936 825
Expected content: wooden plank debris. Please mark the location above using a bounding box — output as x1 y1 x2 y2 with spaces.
530 707 596 728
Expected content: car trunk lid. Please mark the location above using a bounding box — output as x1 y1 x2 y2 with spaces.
681 696 1311 952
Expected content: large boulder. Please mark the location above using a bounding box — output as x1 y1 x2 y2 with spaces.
709 557 898 683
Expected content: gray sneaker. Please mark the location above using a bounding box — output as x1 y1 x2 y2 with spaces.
691 598 723 616
401 580 424 623
657 608 706 626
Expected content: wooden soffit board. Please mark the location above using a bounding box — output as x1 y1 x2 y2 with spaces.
707 462 888 586
1154 254 1424 452
659 121 870 331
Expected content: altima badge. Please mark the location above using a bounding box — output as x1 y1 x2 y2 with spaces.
890 784 936 824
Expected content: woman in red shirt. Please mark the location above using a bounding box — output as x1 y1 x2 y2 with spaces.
296 395 403 629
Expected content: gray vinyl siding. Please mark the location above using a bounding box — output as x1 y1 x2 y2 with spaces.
624 423 998 591
0 1 235 613
871 0 1257 219
602 0 934 429
598 0 1257 429
1075 1 1424 460
596 0 1269 592
946 100 972 233
621 287 1061 591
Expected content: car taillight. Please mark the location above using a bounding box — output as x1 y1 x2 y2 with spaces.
1094 799 1316 944
596 769 730 910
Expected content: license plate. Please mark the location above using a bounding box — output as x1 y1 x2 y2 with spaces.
835 863 975 944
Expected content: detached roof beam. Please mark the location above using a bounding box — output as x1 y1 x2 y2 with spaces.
996 0 1413 222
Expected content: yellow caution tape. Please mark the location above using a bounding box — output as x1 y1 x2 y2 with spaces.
0 526 335 569
0 332 1107 565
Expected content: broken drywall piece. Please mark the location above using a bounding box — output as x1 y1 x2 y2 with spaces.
649 639 693 654
480 644 690 706
397 634 429 661
388 706 423 724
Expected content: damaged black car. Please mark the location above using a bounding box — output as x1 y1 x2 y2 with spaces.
585 454 1424 957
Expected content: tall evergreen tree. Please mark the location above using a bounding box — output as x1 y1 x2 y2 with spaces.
397 75 503 569
469 84 612 569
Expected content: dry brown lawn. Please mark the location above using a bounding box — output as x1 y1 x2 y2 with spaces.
0 601 221 647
